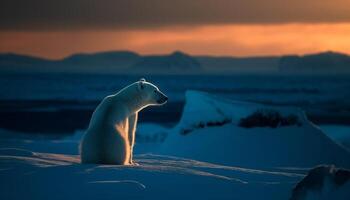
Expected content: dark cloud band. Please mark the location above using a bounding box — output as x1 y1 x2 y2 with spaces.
1 0 350 30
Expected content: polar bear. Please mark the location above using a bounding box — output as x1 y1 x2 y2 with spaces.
80 78 168 165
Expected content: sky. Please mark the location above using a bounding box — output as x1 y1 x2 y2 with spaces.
1 0 350 59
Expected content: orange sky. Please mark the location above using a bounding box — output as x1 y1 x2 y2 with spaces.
1 23 350 59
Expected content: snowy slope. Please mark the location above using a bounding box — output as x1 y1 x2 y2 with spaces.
0 146 303 200
160 91 350 168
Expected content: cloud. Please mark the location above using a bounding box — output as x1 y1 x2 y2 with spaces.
1 0 350 30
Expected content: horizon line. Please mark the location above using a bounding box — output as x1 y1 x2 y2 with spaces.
1 49 347 61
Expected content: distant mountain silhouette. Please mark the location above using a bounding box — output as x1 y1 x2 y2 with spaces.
0 53 50 65
61 51 140 68
0 51 140 74
1 50 350 74
196 55 279 73
279 51 350 74
132 51 201 74
0 53 55 73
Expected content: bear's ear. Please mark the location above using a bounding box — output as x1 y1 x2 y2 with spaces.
138 80 145 90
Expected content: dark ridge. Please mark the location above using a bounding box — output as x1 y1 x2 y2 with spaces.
180 118 232 135
239 109 302 128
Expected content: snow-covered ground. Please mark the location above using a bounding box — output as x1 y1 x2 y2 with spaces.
1 90 349 199
0 148 304 200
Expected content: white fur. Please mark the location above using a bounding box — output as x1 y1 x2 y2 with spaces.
80 79 167 165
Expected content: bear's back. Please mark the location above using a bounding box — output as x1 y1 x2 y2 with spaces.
88 96 114 129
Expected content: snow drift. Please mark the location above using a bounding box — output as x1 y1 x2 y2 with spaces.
160 90 350 168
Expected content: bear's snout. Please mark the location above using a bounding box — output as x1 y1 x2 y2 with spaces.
157 93 168 104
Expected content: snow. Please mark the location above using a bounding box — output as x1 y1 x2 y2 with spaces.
172 90 307 130
136 123 168 143
0 146 303 200
0 90 349 199
160 91 350 168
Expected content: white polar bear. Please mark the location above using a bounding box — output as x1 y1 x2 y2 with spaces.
80 78 168 165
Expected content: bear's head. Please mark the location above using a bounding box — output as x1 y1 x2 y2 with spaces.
137 78 168 106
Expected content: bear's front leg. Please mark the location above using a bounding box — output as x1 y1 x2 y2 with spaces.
128 113 138 165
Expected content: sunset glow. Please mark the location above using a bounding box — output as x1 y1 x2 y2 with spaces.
1 23 350 59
